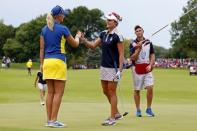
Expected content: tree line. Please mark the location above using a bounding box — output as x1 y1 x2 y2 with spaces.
0 0 196 67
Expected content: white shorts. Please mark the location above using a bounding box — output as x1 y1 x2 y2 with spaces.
132 67 154 90
1 63 6 68
100 66 118 82
38 83 47 91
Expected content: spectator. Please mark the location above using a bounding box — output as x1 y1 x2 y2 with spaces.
26 59 33 76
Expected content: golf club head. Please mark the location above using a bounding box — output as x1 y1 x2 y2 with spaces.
123 112 129 116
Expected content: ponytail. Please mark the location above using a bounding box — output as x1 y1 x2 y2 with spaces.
46 13 54 31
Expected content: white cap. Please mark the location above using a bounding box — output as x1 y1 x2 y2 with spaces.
105 12 122 23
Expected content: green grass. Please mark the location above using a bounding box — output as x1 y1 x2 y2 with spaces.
0 68 197 131
6 62 40 69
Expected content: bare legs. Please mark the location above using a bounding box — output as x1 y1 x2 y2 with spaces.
134 86 153 112
46 80 65 121
40 90 45 103
146 86 153 108
134 90 140 110
101 80 120 119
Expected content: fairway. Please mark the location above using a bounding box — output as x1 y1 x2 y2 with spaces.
0 68 197 131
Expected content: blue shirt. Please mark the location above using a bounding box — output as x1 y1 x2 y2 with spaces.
99 28 124 68
41 22 70 61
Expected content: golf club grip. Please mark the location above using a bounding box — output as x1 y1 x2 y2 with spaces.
114 61 118 72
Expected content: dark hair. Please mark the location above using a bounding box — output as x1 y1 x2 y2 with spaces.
134 25 143 31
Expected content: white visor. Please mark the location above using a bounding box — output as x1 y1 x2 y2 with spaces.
105 14 118 22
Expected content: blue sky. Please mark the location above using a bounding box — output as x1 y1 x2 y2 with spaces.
0 0 189 48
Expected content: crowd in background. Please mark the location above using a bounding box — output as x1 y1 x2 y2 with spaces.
1 56 197 70
70 58 197 70
154 58 196 69
1 56 11 68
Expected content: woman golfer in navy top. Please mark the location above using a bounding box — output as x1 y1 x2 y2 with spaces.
81 12 124 126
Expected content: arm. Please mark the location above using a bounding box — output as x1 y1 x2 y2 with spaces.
149 53 155 67
130 48 141 61
131 41 142 61
117 42 124 72
40 36 44 72
66 31 82 48
146 42 155 72
34 76 38 88
146 53 155 72
130 41 143 61
82 38 101 49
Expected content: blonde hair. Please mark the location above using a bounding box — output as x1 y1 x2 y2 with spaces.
46 13 54 31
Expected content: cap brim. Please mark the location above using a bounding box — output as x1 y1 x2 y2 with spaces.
105 15 118 22
105 15 113 20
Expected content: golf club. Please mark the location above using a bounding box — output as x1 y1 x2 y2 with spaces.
113 62 129 117
143 6 197 44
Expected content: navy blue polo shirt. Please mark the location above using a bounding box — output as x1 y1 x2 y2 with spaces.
37 72 46 84
99 28 124 68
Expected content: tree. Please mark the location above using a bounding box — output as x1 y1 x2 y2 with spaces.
170 0 197 58
124 39 132 58
0 22 15 57
3 38 23 62
1 6 106 64
154 45 169 58
86 47 101 68
14 15 46 61
64 6 105 66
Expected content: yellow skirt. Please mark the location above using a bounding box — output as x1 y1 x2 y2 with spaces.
43 58 67 81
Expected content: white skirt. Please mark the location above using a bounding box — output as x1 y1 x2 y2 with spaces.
100 66 118 82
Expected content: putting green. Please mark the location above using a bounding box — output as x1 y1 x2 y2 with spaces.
0 68 197 130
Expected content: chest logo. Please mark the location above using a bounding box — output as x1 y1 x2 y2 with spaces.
110 37 113 42
141 51 146 59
